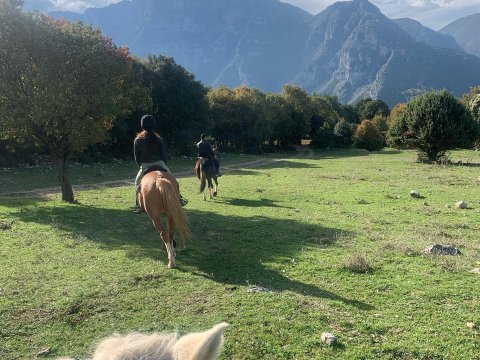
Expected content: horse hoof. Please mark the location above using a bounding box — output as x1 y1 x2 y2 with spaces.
213 192 217 197
173 240 177 248
168 263 176 269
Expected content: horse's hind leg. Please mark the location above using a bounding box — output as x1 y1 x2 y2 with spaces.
151 216 176 268
213 177 218 197
208 178 214 199
168 216 177 249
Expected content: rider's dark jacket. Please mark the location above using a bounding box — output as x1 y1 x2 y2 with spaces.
196 140 215 160
134 135 168 167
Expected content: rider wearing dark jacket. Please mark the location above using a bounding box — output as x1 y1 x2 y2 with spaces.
134 132 168 167
196 134 221 176
133 115 187 213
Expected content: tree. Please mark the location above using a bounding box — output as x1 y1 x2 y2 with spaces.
277 85 311 147
208 86 270 153
312 122 334 148
388 90 479 163
0 7 134 202
333 119 355 147
142 55 209 154
462 86 480 123
323 95 357 123
354 98 390 122
309 94 341 139
354 120 384 151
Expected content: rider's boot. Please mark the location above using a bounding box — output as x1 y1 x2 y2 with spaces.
180 194 188 207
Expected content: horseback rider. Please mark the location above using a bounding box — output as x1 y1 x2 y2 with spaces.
134 115 187 213
196 133 221 177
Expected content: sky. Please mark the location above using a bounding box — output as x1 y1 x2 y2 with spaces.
24 0 480 30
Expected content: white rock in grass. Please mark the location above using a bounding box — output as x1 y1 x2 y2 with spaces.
321 332 337 346
455 201 467 209
469 268 480 274
466 322 476 330
410 190 420 198
248 286 272 293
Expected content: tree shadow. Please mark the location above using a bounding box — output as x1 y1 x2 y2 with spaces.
309 148 402 160
182 210 372 310
10 204 372 310
0 194 52 207
219 197 294 209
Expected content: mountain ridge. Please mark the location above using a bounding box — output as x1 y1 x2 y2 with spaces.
440 13 480 58
51 0 480 106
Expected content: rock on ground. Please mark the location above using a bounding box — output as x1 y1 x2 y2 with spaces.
455 201 467 209
410 190 420 198
423 244 461 256
321 332 337 345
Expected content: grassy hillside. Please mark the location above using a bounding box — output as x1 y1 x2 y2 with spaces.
1 148 479 359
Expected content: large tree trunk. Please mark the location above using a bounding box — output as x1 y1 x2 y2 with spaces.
55 154 75 203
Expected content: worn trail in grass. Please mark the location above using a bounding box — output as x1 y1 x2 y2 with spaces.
1 148 479 359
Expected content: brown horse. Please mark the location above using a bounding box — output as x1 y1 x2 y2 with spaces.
195 158 218 200
138 171 189 268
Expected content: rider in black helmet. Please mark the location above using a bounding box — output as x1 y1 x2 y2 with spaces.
133 115 188 213
196 133 221 177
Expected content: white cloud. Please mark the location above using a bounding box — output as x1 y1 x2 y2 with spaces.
282 0 480 29
25 0 123 13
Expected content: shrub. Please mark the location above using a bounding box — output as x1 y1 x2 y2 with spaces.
333 119 354 147
343 253 372 273
354 120 384 151
311 122 335 148
388 90 479 163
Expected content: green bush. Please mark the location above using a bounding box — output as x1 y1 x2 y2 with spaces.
333 119 354 147
311 122 335 148
388 90 479 163
354 120 384 151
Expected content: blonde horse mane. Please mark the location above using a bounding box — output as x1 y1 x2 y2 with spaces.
57 322 228 360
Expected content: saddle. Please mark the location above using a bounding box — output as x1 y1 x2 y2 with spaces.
198 157 211 166
143 164 168 176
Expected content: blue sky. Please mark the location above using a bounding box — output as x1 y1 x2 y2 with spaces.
24 0 480 29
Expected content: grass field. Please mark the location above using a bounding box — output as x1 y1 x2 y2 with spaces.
0 153 263 194
1 148 479 359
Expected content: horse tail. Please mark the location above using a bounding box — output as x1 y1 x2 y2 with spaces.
199 166 207 193
157 178 189 244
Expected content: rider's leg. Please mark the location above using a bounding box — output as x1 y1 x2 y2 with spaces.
215 159 222 177
134 168 145 213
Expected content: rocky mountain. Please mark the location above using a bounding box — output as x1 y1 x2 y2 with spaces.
51 0 480 106
52 0 311 92
393 18 462 51
440 13 480 58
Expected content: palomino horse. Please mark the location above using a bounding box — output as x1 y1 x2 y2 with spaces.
195 158 218 200
56 322 228 360
138 170 189 268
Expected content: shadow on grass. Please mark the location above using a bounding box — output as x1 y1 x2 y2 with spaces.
308 148 402 161
184 210 372 310
219 197 294 209
10 204 372 310
0 194 52 207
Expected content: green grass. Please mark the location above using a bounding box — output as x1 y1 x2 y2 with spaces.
1 148 479 359
0 152 265 194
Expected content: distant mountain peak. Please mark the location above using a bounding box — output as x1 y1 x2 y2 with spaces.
440 13 480 57
51 0 480 106
393 17 463 52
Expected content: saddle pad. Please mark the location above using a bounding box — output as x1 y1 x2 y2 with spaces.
143 165 168 175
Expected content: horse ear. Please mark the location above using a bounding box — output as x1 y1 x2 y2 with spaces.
174 323 228 360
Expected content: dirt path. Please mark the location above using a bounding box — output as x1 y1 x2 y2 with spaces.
0 147 315 198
